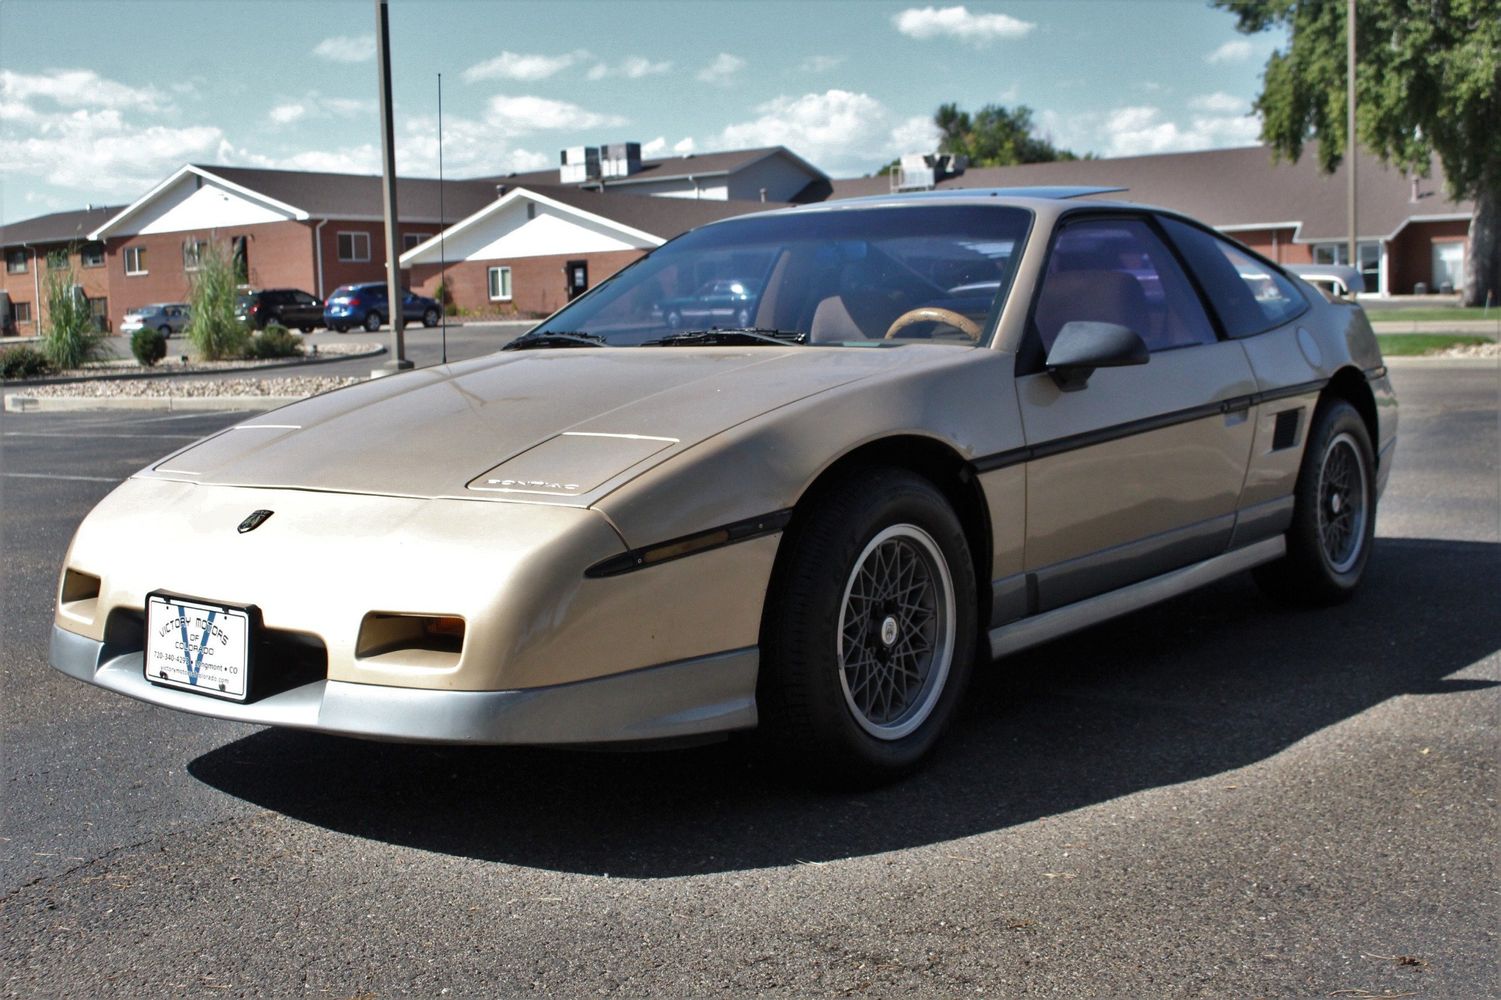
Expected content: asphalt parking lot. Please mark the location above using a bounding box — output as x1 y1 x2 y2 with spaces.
0 364 1495 998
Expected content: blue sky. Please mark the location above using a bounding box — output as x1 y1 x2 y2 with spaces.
0 0 1286 221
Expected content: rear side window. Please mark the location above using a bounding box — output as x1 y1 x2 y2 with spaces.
1161 218 1306 338
1032 217 1217 354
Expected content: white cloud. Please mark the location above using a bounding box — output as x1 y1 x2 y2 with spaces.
696 53 747 85
587 56 672 80
711 89 938 175
487 94 627 132
800 55 846 73
1037 103 1261 158
1189 91 1249 114
266 93 376 126
893 6 1035 45
673 137 696 155
462 50 587 83
0 68 163 111
311 35 375 63
1206 39 1253 63
268 103 306 125
0 109 223 196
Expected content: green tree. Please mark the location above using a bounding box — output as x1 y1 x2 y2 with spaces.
934 102 1080 166
1213 0 1501 306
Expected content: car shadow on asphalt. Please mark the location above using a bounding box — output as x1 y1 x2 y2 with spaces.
189 537 1499 877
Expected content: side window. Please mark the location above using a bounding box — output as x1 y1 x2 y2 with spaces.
1032 218 1216 355
1160 218 1306 337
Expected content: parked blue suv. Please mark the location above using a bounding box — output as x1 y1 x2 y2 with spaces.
323 282 442 333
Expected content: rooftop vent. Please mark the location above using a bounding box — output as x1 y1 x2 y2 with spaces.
560 146 600 185
600 142 642 179
892 152 969 192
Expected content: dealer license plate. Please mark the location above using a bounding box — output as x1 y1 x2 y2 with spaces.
145 594 252 702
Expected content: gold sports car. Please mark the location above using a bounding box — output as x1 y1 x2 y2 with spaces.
50 189 1396 783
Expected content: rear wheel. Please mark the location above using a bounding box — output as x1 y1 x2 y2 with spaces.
300 326 314 334
363 312 382 332
759 468 977 785
1254 398 1376 605
158 324 172 338
422 307 440 327
333 324 347 333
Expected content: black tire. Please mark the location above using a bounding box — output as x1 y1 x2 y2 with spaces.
422 307 440 328
1253 398 1376 605
300 326 314 334
332 324 347 334
758 467 978 785
158 324 172 339
363 312 382 333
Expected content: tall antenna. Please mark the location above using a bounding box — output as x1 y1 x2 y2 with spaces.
438 71 448 365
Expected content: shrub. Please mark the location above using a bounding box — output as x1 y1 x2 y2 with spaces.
0 345 57 379
245 324 304 359
39 265 108 369
130 327 168 366
185 242 248 360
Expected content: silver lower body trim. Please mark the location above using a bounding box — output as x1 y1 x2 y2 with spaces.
49 626 759 745
988 536 1285 659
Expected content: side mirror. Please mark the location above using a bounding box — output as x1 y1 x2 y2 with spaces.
1045 321 1149 391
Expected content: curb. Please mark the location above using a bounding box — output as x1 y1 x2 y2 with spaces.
1 343 386 388
1382 355 1498 368
4 394 305 413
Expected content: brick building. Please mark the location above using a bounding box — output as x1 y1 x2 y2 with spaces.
832 145 1476 297
0 206 120 336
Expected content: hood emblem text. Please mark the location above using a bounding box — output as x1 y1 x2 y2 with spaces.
237 510 274 534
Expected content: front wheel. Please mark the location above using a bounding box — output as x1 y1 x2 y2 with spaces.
421 307 439 328
758 468 977 785
1254 398 1376 605
363 312 382 333
300 326 314 334
158 324 172 338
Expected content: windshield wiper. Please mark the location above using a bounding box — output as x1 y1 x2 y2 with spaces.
640 328 806 347
502 330 605 350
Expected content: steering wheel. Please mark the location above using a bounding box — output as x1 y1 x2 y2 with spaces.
883 306 983 341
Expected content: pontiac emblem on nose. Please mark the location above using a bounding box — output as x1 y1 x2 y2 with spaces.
237 510 274 534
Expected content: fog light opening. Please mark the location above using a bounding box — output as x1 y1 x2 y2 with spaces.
356 612 466 668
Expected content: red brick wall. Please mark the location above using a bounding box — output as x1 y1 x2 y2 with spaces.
410 249 647 318
1226 227 1310 266
1 242 111 335
106 220 316 332
1388 219 1469 296
317 221 439 297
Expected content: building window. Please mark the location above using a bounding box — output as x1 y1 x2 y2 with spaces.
88 297 109 322
5 249 26 274
12 301 32 324
403 233 431 251
183 239 208 271
81 243 105 268
232 235 248 284
124 246 147 275
488 266 512 301
337 231 371 262
47 249 69 270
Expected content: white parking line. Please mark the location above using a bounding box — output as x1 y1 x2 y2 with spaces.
3 472 122 483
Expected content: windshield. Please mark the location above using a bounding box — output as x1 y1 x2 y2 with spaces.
533 204 1031 347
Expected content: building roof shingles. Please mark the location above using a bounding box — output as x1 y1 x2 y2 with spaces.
2 205 122 248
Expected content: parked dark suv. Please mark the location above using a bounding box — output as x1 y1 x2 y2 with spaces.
236 289 325 332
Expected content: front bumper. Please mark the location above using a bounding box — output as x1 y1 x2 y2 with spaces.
50 625 758 744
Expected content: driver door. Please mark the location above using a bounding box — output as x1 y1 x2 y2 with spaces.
1016 215 1257 611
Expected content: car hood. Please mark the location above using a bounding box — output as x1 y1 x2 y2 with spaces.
140 346 948 504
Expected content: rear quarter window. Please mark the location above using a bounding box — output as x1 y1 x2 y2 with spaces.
1160 217 1307 338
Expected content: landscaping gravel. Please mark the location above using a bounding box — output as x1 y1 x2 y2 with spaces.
1 342 380 381
9 375 361 398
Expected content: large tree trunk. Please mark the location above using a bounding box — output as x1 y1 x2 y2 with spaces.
1462 172 1499 308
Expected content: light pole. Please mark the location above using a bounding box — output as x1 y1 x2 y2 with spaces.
1346 0 1357 275
375 0 412 373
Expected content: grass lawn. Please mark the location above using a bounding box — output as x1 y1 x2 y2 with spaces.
1366 306 1498 324
1376 333 1493 355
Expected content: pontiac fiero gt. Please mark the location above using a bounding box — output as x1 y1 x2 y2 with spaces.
50 189 1396 781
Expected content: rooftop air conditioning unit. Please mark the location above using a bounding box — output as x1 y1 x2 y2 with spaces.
893 153 936 192
601 142 642 179
560 146 601 185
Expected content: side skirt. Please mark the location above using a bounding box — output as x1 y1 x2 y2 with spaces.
987 536 1285 660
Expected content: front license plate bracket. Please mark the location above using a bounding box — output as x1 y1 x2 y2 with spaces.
144 592 260 703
